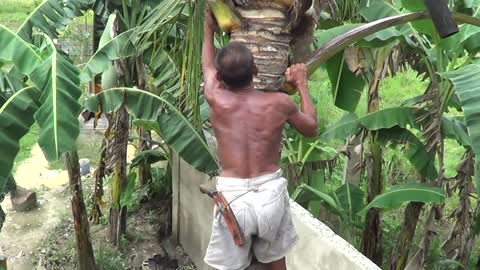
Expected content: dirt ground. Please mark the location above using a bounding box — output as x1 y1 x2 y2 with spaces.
0 121 196 270
0 145 70 270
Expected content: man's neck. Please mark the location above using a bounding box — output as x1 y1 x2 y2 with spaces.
227 82 256 95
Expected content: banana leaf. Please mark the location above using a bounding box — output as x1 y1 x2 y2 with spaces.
326 52 366 112
291 183 341 215
360 0 416 38
29 40 83 161
440 64 480 196
377 127 438 180
357 183 445 216
130 150 167 169
17 0 94 42
292 183 365 222
85 88 219 175
80 29 135 83
319 113 360 141
360 107 421 130
144 49 181 95
333 183 365 220
399 0 435 36
0 25 42 76
320 107 422 140
441 116 471 147
440 65 480 155
0 87 41 193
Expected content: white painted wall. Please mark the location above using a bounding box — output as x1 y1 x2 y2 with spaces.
172 155 381 270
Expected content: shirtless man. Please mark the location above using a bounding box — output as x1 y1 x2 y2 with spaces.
202 10 318 270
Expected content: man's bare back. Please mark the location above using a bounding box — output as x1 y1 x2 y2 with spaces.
207 86 291 178
202 10 317 179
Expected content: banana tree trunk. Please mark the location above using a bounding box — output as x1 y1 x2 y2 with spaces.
107 13 132 245
137 127 152 186
361 140 383 265
65 150 97 270
108 105 129 246
134 58 151 186
390 202 424 270
343 133 363 186
90 136 107 224
361 48 386 266
441 152 478 269
404 205 438 270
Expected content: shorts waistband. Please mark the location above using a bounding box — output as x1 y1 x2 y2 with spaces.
216 169 283 189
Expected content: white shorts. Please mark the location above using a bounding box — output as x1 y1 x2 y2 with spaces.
204 170 298 270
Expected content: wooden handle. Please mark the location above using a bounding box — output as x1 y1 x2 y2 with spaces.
199 184 212 195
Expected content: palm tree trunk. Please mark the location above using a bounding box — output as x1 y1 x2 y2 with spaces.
229 7 291 91
108 105 129 246
65 150 97 270
211 0 313 92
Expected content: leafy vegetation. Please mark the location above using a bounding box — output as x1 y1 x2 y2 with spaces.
1 0 480 269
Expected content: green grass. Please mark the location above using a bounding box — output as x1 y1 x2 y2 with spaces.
0 0 37 29
13 124 39 172
379 68 429 109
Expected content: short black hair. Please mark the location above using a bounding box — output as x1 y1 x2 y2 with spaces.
215 42 255 89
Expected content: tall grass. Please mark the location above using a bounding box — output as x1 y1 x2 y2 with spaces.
0 0 37 29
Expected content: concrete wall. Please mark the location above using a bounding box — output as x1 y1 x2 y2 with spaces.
172 155 381 270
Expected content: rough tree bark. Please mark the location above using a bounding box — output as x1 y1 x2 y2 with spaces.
108 106 129 246
360 48 387 266
361 141 383 265
390 202 424 270
90 136 108 224
440 152 478 269
65 151 97 270
134 57 150 186
221 0 315 92
343 133 363 186
137 127 152 186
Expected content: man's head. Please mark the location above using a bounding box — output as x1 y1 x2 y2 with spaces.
215 42 257 90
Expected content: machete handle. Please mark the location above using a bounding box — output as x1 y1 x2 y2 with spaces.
199 184 213 195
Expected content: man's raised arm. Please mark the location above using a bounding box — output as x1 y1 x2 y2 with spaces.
285 64 318 138
202 9 218 94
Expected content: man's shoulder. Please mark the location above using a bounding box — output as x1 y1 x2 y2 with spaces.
204 82 225 103
262 91 295 106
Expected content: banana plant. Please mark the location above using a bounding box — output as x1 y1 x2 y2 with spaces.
308 1 480 267
0 25 97 270
292 182 365 241
85 87 219 175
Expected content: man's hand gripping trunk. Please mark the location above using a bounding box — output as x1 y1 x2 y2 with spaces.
200 184 245 246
